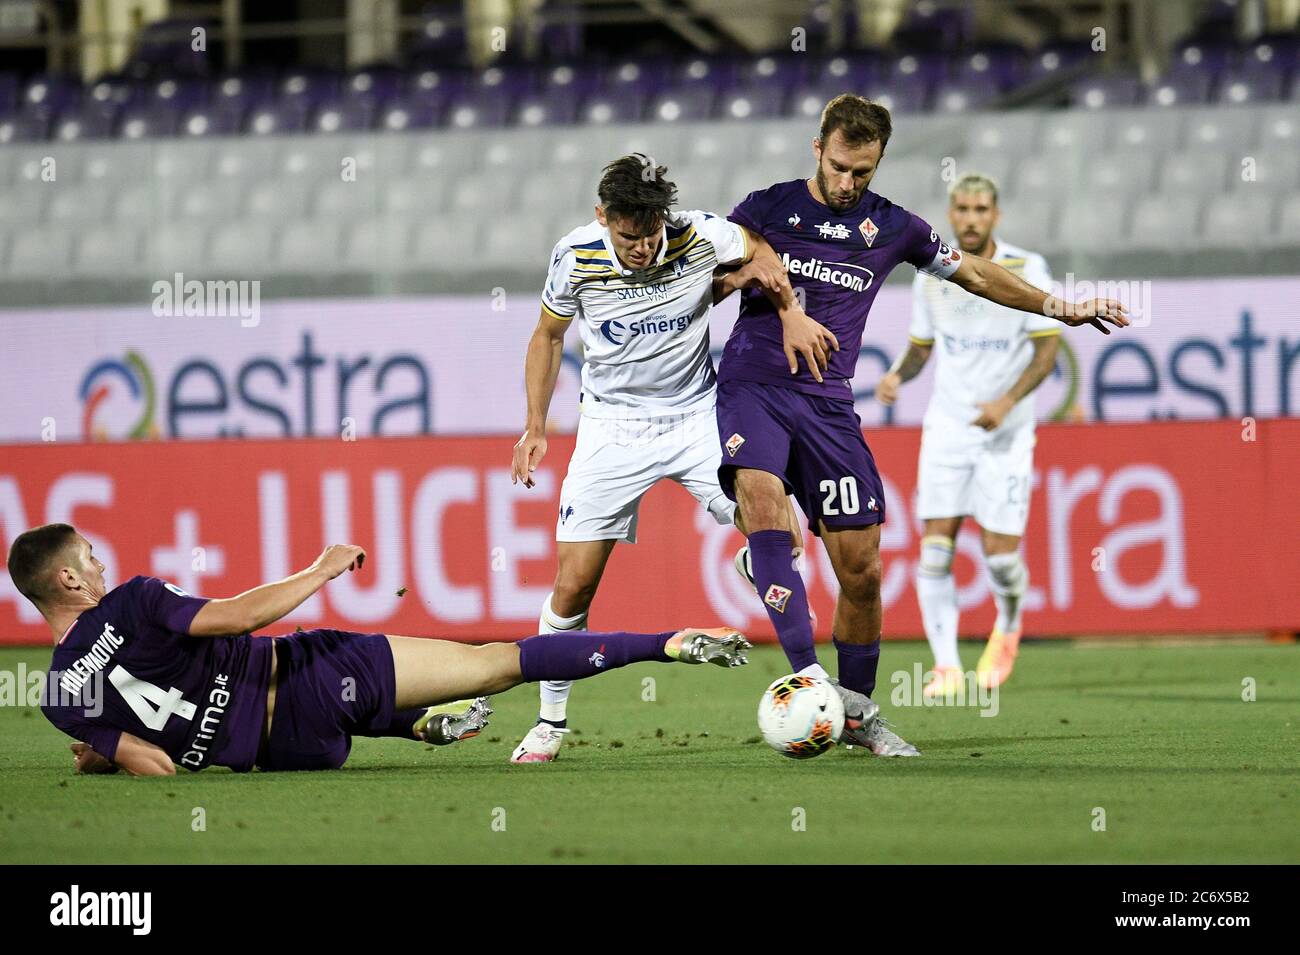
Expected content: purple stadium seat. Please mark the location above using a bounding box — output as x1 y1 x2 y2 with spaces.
117 103 181 139
469 63 536 98
378 95 445 132
0 113 48 143
674 56 738 93
21 75 80 122
1071 73 1143 108
1148 70 1213 106
513 89 579 126
955 45 1027 92
538 62 601 97
313 98 377 133
934 79 999 113
1171 42 1235 77
890 51 948 87
647 86 715 123
213 73 275 116
739 54 808 92
1245 34 1299 74
718 84 788 121
810 54 883 94
279 71 339 108
53 102 118 141
245 101 309 136
863 72 931 114
446 89 511 129
1217 65 1285 104
179 106 243 138
605 58 672 97
149 76 208 112
895 1 971 51
580 88 644 125
1026 42 1091 83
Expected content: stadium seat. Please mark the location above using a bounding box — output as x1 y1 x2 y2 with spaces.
208 221 276 272
1040 110 1118 154
151 143 213 185
47 181 113 222
277 220 344 269
1276 195 1300 243
1120 195 1201 250
1081 150 1157 199
411 218 481 263
381 176 448 217
479 216 554 266
1110 108 1184 150
0 186 47 225
1184 110 1258 148
994 197 1059 250
1157 150 1231 196
1058 195 1130 248
73 224 143 276
244 178 312 219
211 140 280 181
174 180 245 219
313 180 382 219
953 152 1016 195
343 217 413 271
1200 193 1274 248
1229 149 1300 195
111 181 178 224
5 229 74 277
80 142 152 183
144 222 208 273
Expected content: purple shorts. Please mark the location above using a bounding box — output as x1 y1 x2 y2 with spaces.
256 630 396 772
716 378 886 536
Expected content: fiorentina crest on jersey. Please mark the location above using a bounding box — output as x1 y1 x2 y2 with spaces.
859 217 879 246
726 432 746 457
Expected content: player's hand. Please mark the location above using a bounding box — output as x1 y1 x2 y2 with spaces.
875 372 901 406
312 544 366 580
972 396 1015 431
512 428 547 488
779 310 840 383
1058 297 1130 334
70 741 114 774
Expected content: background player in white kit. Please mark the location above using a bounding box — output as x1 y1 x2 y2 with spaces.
509 154 834 762
876 173 1060 695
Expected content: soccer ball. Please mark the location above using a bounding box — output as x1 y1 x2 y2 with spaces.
757 674 845 759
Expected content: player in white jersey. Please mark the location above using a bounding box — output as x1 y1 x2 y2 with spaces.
876 173 1061 694
508 154 834 762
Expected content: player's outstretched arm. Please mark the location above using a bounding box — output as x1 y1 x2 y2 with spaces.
946 253 1129 335
70 735 175 776
512 310 569 489
188 545 365 636
876 341 933 406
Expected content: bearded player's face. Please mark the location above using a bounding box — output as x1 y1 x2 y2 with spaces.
813 130 882 212
948 189 1000 253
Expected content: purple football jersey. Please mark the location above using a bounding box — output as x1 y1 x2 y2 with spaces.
41 576 272 772
722 179 962 400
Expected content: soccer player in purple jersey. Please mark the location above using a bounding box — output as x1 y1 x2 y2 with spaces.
711 95 1129 756
9 523 749 776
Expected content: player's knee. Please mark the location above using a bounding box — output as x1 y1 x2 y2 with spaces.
551 576 597 617
840 552 883 602
984 551 1027 594
918 535 956 578
733 471 787 531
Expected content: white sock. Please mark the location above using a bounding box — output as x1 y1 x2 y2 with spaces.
538 593 587 724
916 535 960 669
984 551 1027 634
796 662 831 681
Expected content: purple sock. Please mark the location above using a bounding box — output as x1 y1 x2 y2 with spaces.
518 630 675 683
748 529 818 671
358 706 427 740
834 636 880 698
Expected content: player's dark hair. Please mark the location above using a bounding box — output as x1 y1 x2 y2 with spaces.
819 93 893 151
7 523 78 605
597 153 677 234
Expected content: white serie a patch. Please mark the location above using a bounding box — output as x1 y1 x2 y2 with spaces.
163 582 190 597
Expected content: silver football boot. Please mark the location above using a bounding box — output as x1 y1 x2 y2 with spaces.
416 697 493 745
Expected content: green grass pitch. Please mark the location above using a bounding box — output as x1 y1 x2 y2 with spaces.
1 641 1295 864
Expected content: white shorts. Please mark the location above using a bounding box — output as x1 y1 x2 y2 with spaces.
915 422 1036 537
556 408 735 543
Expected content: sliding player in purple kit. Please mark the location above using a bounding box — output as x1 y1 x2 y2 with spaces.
9 523 749 776
712 94 1128 756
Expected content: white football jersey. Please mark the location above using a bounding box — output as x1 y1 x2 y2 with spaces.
909 239 1059 433
541 209 748 418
